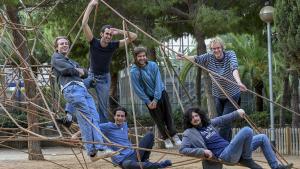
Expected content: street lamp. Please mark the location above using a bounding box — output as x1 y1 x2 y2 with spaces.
259 5 275 146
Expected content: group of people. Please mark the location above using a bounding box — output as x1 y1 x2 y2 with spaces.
50 0 293 169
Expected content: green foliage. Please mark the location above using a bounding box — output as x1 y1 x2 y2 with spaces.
0 110 27 128
275 0 300 70
194 6 240 37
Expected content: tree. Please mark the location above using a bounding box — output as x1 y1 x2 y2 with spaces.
275 0 300 127
3 2 44 160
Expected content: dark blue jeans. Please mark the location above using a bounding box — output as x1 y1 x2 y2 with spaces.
214 93 240 141
121 132 163 169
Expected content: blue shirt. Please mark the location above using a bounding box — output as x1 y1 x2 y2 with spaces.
99 122 134 165
89 38 119 74
198 126 229 158
130 61 165 104
194 50 240 98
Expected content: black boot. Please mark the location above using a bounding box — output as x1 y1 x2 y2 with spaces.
56 116 72 128
275 163 293 169
239 158 262 169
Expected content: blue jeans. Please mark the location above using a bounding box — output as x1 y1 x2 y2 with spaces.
63 84 107 155
121 133 161 169
214 93 240 141
84 72 111 123
219 127 253 163
252 134 279 169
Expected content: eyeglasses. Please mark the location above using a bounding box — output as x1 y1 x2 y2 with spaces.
211 47 222 51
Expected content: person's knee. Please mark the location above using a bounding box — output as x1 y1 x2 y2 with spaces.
145 132 154 141
242 126 253 136
121 160 133 169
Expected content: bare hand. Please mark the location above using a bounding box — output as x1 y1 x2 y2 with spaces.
90 0 98 6
238 82 247 92
76 68 85 77
237 109 245 118
109 28 119 35
204 149 213 159
176 53 185 60
151 101 157 109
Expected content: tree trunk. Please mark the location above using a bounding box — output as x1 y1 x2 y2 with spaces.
254 79 264 112
280 72 291 127
6 5 44 160
291 70 300 128
194 28 217 116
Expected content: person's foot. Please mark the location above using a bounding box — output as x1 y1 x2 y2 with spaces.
56 116 72 128
159 160 172 168
89 149 118 162
275 163 293 169
163 138 174 149
239 158 262 169
172 134 182 146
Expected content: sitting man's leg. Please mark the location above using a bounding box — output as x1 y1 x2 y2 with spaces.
219 127 262 169
121 132 172 169
252 134 293 169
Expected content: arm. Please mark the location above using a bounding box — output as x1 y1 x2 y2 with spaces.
153 63 163 103
130 70 151 104
229 51 247 91
52 54 80 76
211 109 244 127
179 133 206 157
233 69 247 91
82 0 97 42
111 28 137 47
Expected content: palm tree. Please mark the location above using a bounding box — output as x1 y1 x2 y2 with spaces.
225 33 268 112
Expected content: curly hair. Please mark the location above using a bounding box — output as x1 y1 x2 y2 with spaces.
183 107 211 130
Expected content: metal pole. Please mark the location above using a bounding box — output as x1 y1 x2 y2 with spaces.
267 22 275 146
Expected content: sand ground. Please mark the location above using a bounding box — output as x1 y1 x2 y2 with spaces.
0 147 298 169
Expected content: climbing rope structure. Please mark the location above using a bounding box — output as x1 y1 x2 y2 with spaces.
0 0 299 169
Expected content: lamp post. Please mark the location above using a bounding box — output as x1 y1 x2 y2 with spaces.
259 5 275 146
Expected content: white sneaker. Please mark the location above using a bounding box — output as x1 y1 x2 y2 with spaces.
90 149 118 162
172 134 182 146
163 138 174 149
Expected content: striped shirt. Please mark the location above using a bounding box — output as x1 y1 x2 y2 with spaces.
194 50 240 98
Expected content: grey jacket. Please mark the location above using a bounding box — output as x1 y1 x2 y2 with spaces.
51 52 85 88
179 111 241 169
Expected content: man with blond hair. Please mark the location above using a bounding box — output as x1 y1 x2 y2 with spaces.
177 37 247 141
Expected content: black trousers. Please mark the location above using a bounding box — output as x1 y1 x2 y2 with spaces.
147 90 177 140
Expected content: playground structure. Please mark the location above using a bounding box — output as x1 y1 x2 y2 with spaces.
0 0 300 169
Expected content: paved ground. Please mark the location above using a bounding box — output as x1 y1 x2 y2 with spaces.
0 147 299 169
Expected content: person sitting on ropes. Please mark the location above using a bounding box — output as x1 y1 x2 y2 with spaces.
177 37 247 142
130 46 182 149
179 107 293 169
51 36 117 162
99 107 172 169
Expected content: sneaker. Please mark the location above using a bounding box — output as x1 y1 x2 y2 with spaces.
239 158 262 169
172 134 182 146
90 149 118 162
275 163 293 169
163 138 174 149
56 116 72 128
159 160 172 168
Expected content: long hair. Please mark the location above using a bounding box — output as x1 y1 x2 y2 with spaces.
183 107 210 130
